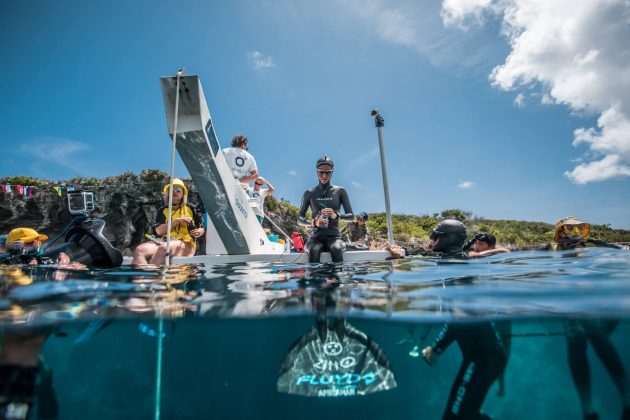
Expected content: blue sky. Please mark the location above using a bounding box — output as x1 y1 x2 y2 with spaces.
1 0 629 228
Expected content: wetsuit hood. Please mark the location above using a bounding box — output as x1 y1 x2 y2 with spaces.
431 219 467 255
316 155 334 169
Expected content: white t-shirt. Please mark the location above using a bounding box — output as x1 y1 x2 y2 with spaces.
222 147 258 180
248 188 271 216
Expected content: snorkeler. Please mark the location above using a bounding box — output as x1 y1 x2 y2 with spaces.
462 232 512 396
297 156 354 263
1 228 49 266
464 232 510 258
422 220 507 419
549 217 630 419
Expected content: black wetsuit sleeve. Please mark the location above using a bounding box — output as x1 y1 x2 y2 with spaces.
190 204 203 228
587 239 621 249
337 188 354 221
297 191 312 227
153 206 167 235
431 324 456 355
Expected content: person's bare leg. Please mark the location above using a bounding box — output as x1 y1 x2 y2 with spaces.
0 332 47 367
152 240 195 265
132 242 159 266
172 241 195 257
152 243 168 265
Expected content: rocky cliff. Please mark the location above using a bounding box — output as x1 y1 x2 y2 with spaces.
0 171 303 256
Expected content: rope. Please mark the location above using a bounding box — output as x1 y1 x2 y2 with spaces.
165 69 184 267
154 317 164 420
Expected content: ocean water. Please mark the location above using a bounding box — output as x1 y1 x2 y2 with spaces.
1 247 630 419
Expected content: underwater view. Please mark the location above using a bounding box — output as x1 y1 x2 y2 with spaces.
2 248 629 419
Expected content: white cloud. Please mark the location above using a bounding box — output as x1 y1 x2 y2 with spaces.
351 181 365 189
457 180 475 189
348 146 379 170
514 92 525 108
442 0 630 184
332 0 505 73
20 138 89 173
287 169 297 176
565 155 630 184
440 0 496 29
247 51 274 70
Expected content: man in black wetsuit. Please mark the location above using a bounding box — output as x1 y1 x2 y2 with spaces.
297 156 354 263
422 219 507 420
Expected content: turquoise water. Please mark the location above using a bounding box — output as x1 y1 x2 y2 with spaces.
2 247 630 419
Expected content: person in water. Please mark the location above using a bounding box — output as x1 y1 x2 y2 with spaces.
465 232 510 258
549 217 630 420
132 179 204 266
422 219 507 420
463 231 512 397
222 134 259 184
2 228 49 266
248 177 275 224
297 156 354 263
341 211 371 249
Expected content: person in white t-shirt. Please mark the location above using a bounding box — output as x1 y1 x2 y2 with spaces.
248 177 275 223
222 134 259 183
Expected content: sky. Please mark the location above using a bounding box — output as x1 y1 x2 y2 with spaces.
1 0 629 228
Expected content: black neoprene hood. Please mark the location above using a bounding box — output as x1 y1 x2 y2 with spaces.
432 219 467 254
316 155 334 169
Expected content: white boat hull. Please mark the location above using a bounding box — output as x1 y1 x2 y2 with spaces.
123 250 391 265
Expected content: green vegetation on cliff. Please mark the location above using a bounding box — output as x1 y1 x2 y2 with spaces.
3 171 629 246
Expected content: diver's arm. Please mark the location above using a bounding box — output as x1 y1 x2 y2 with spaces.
586 239 621 249
297 191 313 227
262 178 275 194
238 170 258 184
468 248 511 258
335 188 354 221
431 324 455 355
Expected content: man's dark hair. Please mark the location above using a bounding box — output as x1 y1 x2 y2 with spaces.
231 134 248 148
475 232 496 247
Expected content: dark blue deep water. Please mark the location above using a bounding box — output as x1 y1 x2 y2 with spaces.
2 248 630 419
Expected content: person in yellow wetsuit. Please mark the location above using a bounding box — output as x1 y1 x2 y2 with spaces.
132 179 204 266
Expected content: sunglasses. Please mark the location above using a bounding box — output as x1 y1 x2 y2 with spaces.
317 170 333 175
255 182 263 186
173 187 184 193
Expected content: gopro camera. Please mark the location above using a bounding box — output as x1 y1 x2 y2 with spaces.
67 190 95 215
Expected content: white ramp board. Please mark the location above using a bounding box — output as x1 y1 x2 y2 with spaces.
160 75 284 256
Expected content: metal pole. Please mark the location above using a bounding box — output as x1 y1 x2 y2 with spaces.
371 109 394 244
165 68 184 266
